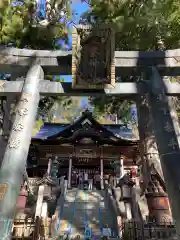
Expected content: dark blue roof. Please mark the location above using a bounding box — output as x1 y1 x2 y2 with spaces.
32 122 133 139
32 123 69 139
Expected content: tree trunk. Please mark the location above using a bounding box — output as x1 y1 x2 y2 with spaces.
136 93 164 193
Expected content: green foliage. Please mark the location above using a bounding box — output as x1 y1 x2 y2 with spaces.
85 0 180 121
38 96 73 122
0 0 70 49
90 96 133 123
88 0 180 50
32 118 44 136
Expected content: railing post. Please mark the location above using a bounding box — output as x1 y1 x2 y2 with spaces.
0 64 44 240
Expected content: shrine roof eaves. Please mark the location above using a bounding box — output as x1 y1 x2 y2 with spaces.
32 123 135 140
32 111 139 145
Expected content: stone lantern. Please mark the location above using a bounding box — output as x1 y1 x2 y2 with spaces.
51 156 59 180
36 176 56 199
117 173 135 220
119 174 135 201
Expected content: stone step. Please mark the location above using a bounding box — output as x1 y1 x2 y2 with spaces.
55 188 118 239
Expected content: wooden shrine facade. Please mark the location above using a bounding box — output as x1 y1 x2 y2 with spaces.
27 110 139 178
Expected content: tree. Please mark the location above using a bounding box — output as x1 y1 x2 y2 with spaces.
0 0 74 137
0 0 71 49
82 0 180 123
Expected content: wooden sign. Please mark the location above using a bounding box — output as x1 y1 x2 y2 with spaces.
72 25 115 89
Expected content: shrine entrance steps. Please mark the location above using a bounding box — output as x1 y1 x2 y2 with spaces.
55 188 118 239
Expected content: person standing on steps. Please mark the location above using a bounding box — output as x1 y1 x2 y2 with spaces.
84 171 89 190
79 171 83 188
64 172 68 195
88 173 93 191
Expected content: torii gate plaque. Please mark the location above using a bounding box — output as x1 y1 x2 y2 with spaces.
72 25 115 89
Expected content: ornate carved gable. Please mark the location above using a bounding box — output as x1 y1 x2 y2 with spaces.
33 110 138 147
81 119 92 129
79 138 95 144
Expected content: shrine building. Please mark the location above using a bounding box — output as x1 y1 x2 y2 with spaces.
27 110 139 188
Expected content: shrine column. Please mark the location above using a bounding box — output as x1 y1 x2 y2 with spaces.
100 158 104 189
120 156 124 178
0 64 43 239
47 158 52 177
68 157 72 189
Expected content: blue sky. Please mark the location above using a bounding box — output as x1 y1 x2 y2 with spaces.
60 1 89 82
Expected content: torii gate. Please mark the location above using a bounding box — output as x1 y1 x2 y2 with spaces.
0 47 180 238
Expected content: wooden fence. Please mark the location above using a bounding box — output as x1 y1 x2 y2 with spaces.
12 216 51 240
122 220 177 240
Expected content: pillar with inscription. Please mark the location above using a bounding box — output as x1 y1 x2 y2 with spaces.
148 67 180 235
0 64 43 239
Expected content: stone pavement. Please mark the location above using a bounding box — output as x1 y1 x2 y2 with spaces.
56 188 118 238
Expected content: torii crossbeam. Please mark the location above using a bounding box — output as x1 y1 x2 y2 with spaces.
0 81 180 96
0 47 180 75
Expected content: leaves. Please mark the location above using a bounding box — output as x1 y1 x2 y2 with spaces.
83 0 180 123
0 0 70 49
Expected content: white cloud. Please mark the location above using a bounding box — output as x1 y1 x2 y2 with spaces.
72 0 82 3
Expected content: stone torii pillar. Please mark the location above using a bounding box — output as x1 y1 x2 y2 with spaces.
0 64 44 240
148 67 180 236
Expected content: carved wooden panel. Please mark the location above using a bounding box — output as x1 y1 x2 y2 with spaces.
74 146 100 158
72 157 100 166
72 25 115 89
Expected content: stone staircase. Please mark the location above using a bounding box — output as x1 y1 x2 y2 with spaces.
55 188 118 239
134 184 149 221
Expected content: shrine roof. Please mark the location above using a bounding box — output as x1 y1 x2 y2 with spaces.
32 110 138 145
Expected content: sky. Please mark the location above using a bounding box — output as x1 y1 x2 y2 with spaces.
60 1 89 82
